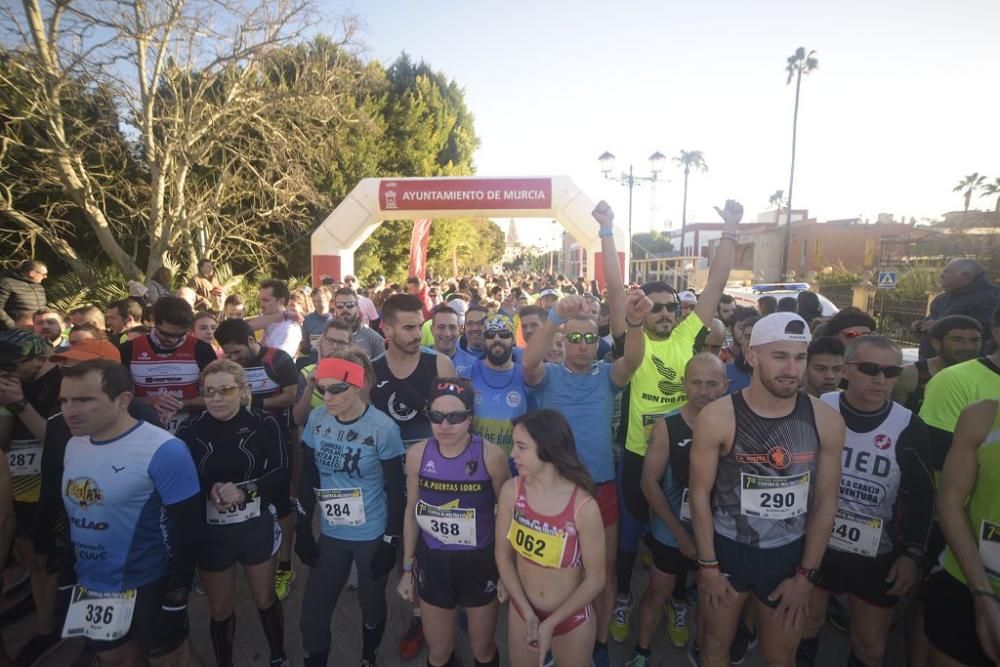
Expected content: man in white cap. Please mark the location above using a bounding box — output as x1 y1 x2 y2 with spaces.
689 312 845 667
537 288 560 311
677 290 698 322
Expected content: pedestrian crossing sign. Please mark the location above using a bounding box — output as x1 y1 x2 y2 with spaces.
877 271 897 290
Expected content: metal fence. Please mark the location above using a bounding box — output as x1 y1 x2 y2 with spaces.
817 284 855 310
866 292 928 346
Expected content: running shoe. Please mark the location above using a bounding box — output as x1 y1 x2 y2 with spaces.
610 594 632 642
274 566 296 601
729 621 758 665
826 595 850 633
398 617 424 660
13 632 62 667
665 598 689 648
591 643 610 667
624 653 649 667
542 650 555 667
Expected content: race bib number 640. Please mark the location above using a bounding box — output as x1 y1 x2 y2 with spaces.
740 472 809 520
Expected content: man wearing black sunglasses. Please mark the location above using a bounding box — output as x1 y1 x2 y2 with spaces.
458 314 527 459
521 213 653 666
612 200 744 643
797 334 933 667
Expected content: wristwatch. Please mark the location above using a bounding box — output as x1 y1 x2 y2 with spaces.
796 566 820 585
5 399 26 414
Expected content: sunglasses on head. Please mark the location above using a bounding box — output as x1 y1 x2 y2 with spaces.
316 382 353 395
427 409 472 425
484 330 513 340
565 332 599 345
847 362 903 378
650 302 679 314
203 385 240 398
841 330 870 339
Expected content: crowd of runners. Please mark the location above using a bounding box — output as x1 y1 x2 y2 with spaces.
0 198 998 667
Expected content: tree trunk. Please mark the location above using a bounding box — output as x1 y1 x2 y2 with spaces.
782 66 804 281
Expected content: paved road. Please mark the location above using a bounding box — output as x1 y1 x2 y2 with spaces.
2 560 906 666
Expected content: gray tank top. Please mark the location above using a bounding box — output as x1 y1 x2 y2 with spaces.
713 391 820 548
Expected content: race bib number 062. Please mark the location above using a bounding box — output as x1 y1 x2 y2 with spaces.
740 472 809 520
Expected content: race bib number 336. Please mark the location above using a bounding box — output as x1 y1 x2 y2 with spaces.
62 586 136 642
740 472 809 520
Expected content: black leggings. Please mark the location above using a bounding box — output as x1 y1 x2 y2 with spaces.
300 535 387 656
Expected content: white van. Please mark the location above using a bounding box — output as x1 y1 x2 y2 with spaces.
724 283 840 316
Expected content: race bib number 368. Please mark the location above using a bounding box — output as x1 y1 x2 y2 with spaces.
62 586 136 642
740 472 809 520
415 501 476 547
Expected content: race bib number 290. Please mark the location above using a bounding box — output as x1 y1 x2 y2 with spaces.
740 472 809 520
62 586 136 642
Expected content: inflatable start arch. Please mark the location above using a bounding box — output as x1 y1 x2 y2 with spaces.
311 176 626 286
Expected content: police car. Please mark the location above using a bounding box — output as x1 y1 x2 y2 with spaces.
725 283 839 316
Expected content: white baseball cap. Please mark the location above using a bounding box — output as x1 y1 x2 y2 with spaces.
749 312 812 347
447 298 468 325
539 288 560 298
678 290 698 305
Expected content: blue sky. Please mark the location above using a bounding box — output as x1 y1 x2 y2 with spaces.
346 0 1000 247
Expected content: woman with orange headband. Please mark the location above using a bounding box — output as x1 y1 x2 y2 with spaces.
295 352 405 667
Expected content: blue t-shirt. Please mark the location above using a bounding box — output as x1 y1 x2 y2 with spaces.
726 362 751 395
63 421 200 592
459 361 528 455
302 312 333 350
302 405 404 541
448 346 480 376
527 362 623 483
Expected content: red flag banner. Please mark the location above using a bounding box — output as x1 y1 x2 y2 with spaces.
409 218 432 279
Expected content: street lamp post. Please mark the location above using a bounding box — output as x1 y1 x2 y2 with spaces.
599 150 666 281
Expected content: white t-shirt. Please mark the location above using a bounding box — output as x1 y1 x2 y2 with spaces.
263 320 302 358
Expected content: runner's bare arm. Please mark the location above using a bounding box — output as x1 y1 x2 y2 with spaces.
801 398 845 569
690 397 732 561
610 290 652 386
891 363 918 405
540 497 606 630
494 479 534 615
593 200 627 338
400 442 425 571
939 400 996 593
693 200 742 327
642 419 693 554
436 352 456 378
483 439 511 497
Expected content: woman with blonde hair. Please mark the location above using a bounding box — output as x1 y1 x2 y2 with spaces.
176 359 289 667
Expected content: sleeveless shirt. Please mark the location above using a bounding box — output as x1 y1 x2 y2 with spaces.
507 477 584 569
713 391 820 548
416 435 495 550
370 351 439 446
821 392 910 557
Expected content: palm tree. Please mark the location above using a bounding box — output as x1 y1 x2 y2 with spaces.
674 150 708 257
769 190 786 226
780 47 818 280
974 175 999 212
